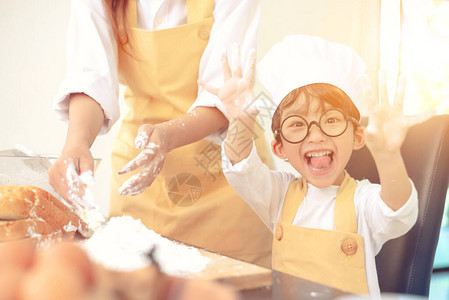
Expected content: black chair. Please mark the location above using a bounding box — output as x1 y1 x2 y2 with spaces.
346 114 449 297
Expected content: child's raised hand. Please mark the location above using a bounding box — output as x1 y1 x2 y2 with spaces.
199 44 257 120
362 72 434 157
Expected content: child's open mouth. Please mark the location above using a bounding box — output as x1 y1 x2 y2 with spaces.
305 150 334 172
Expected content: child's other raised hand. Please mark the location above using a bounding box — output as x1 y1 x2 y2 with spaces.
362 71 435 157
199 44 257 120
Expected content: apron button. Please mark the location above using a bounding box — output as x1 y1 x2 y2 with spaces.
275 224 283 241
198 27 210 40
341 238 358 255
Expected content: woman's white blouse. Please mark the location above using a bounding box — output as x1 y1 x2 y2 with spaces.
54 0 262 135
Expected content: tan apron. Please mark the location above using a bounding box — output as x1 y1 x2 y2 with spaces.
110 0 273 267
272 173 369 294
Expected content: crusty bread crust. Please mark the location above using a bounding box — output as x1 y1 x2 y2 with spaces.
0 219 50 241
0 186 35 220
26 230 65 249
0 185 90 241
25 186 90 236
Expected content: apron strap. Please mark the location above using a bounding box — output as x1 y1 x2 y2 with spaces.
281 177 307 223
126 0 214 27
126 0 138 28
334 172 358 233
187 0 214 24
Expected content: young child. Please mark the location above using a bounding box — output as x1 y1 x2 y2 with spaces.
200 35 432 297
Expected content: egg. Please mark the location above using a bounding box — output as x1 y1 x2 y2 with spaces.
20 263 85 300
0 266 25 300
0 239 36 270
34 241 95 288
19 241 96 300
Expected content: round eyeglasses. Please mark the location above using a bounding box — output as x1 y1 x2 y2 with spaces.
274 109 359 144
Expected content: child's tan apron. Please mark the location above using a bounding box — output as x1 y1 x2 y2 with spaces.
272 173 369 294
110 0 273 267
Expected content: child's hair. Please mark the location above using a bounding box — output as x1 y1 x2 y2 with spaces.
271 83 361 143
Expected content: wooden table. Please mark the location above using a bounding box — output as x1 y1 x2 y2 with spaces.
188 248 272 291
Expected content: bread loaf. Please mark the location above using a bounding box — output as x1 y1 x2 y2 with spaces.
0 186 35 220
0 219 49 241
26 231 65 249
25 186 90 236
0 185 90 243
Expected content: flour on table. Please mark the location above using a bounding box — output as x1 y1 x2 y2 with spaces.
81 216 210 275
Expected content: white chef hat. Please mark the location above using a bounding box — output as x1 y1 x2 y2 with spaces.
257 35 367 120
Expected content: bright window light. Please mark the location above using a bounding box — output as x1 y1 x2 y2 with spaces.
381 0 449 115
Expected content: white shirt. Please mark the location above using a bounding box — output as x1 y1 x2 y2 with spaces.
54 0 261 137
222 142 419 298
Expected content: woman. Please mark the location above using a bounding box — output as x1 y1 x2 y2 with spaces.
49 0 273 267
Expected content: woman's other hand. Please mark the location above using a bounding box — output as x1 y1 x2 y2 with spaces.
118 124 167 196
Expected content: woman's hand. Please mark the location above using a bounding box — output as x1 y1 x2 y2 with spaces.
362 72 434 158
48 145 95 211
48 93 104 211
199 45 258 120
118 124 167 196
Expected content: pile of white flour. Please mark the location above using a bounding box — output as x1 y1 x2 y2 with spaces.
82 216 210 276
